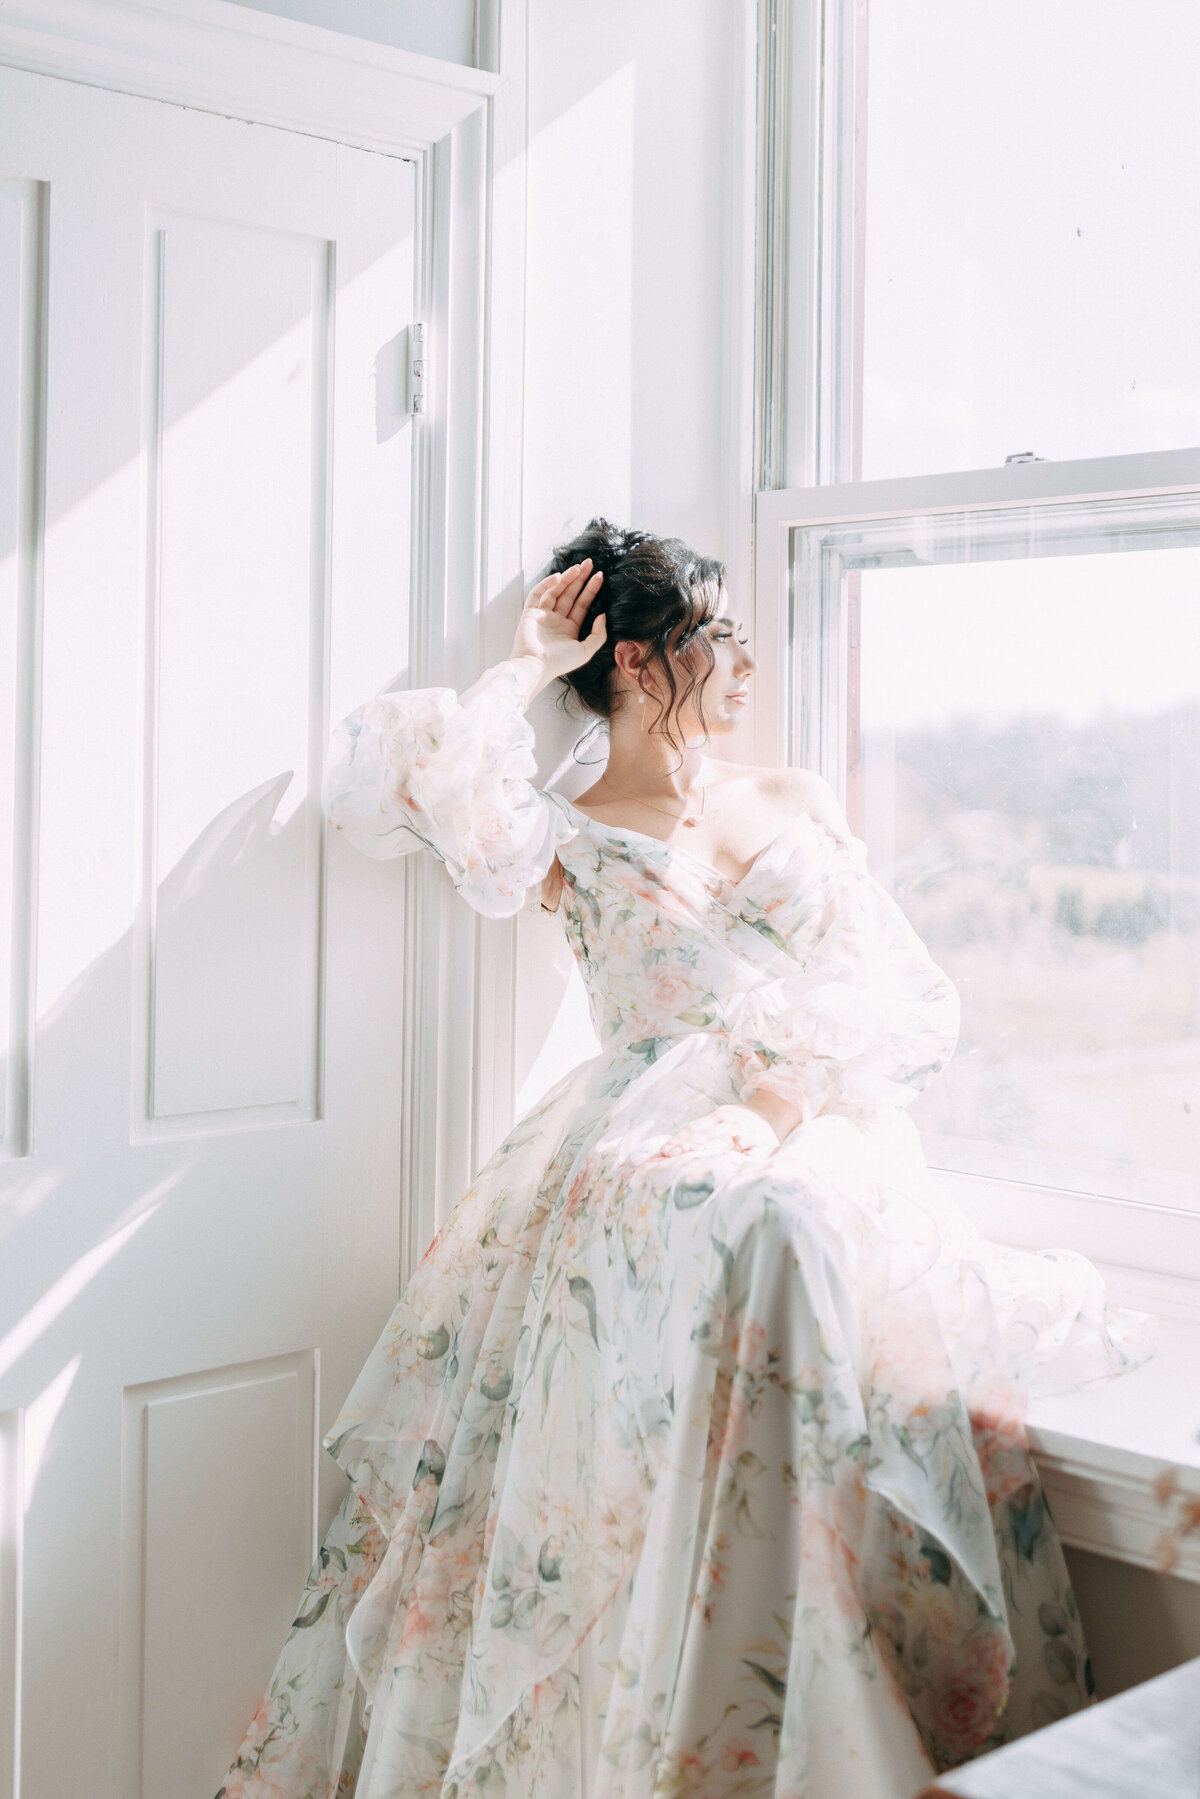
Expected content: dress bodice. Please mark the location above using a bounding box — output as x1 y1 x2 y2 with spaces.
323 661 960 1126
545 801 824 1046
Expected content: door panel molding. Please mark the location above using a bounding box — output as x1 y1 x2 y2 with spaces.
119 1351 319 1799
0 177 47 1164
0 1410 21 1798
131 212 333 1137
0 0 499 158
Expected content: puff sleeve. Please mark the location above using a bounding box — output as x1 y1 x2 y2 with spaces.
728 832 960 1126
322 661 575 919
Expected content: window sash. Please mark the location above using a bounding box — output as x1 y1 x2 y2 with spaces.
751 448 1200 1280
753 449 1200 766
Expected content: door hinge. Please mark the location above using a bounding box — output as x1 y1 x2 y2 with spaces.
410 321 426 415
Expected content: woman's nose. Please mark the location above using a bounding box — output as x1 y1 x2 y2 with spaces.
737 643 757 675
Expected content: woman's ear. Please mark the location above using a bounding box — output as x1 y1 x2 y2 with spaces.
612 639 648 688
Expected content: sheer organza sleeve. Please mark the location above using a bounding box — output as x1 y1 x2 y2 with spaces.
728 831 960 1126
322 660 575 919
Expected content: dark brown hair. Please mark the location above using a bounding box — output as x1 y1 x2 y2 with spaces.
546 517 726 756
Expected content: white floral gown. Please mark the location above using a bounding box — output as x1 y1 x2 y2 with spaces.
220 663 1150 1799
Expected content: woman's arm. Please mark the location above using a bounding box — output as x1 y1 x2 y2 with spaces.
738 1088 804 1145
722 770 853 1145
322 563 606 917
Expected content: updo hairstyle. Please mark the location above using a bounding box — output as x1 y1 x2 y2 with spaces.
546 517 726 753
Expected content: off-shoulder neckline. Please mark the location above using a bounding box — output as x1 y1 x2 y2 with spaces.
549 793 853 892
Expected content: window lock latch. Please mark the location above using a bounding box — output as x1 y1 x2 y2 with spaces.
1004 450 1046 464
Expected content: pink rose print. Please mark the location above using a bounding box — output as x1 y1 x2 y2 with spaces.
928 1672 1007 1760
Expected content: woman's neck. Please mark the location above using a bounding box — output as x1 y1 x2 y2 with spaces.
600 711 707 801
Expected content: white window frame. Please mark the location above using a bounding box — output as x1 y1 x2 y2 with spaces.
754 449 1200 1291
752 4 1200 1297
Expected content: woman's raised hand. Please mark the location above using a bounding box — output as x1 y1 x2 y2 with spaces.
509 559 607 694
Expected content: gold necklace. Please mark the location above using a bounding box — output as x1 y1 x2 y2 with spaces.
597 771 707 828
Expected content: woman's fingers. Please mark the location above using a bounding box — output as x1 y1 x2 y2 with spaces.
525 574 557 610
568 569 604 624
552 558 592 614
526 564 577 611
525 558 604 637
528 561 582 611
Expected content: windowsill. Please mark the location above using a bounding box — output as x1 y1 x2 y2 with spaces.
1028 1315 1200 1585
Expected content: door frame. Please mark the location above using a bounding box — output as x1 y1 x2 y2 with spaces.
0 0 530 1280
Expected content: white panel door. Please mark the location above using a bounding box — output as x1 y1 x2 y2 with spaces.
0 66 415 1799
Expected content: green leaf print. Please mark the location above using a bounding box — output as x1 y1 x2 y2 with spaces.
712 1236 735 1293
417 1323 450 1360
428 1502 466 1547
673 1175 716 1211
742 1659 787 1700
490 1591 515 1629
1008 1491 1047 1560
537 1538 563 1581
413 1439 446 1488
745 915 792 953
1037 1600 1068 1637
567 1275 599 1345
512 1589 541 1629
291 1588 333 1630
1044 1637 1079 1684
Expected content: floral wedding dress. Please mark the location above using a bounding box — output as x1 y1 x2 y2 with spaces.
220 662 1150 1799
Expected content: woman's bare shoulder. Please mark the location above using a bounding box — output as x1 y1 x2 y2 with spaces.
712 760 852 839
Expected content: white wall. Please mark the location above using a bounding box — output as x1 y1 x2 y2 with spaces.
1066 1548 1200 1698
224 0 477 64
515 0 757 1107
521 0 754 583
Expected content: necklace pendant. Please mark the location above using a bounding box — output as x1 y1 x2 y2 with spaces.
682 816 699 828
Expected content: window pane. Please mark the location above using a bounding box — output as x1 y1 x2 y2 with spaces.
861 0 1200 481
804 516 1200 1210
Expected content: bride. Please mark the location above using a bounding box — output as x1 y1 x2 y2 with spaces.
220 519 1149 1799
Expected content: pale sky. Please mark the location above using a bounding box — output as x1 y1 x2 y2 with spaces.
864 0 1200 480
859 545 1200 730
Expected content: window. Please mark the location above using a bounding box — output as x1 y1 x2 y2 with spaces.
756 1 1200 1282
861 0 1200 482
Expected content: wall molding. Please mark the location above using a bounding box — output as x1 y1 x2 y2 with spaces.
753 0 790 493
1032 1438 1200 1588
467 0 531 1178
0 176 47 1164
1028 1301 1200 1586
400 0 532 1224
0 1410 21 1799
0 0 499 157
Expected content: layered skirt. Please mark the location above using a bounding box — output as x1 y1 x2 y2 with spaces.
220 1033 1150 1799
